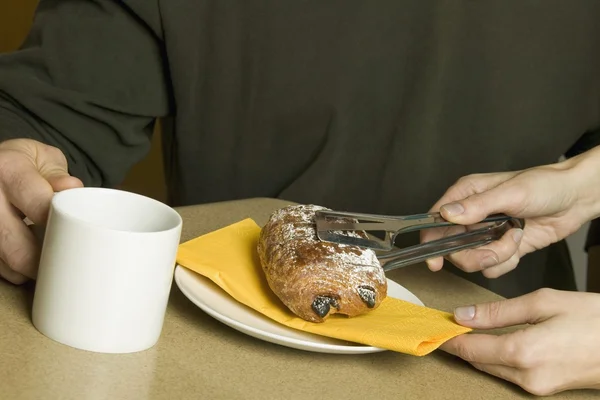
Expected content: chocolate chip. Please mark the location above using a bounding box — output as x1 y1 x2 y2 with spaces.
358 286 376 308
312 296 339 318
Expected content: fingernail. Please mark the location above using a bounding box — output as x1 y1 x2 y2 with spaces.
512 229 524 243
480 256 498 269
441 203 464 217
454 305 475 321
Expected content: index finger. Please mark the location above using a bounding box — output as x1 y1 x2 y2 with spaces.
429 171 519 214
421 225 466 271
423 172 518 271
440 333 516 366
0 165 55 225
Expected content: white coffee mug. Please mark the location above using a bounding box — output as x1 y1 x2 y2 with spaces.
31 187 183 354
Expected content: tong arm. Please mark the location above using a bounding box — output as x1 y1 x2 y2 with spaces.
379 217 524 272
315 209 514 235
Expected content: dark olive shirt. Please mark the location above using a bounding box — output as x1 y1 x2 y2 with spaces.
2 0 600 296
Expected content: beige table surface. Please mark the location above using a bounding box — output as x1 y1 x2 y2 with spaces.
0 197 598 400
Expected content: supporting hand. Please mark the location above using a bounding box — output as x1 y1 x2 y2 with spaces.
441 289 600 395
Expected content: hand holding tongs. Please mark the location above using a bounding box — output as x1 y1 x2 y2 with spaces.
314 210 524 272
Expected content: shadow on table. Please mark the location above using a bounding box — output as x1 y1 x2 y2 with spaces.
18 279 35 319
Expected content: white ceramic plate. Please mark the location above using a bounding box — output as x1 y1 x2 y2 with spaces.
174 265 425 354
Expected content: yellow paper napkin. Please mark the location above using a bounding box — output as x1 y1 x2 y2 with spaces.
176 218 471 356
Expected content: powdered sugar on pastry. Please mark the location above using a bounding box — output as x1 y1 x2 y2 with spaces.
257 204 387 323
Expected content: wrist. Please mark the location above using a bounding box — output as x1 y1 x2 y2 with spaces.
565 145 600 222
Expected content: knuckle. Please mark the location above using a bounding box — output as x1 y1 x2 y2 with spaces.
456 173 483 184
535 287 556 298
530 288 556 311
448 174 485 200
456 175 480 194
501 337 520 365
510 346 535 369
43 145 67 165
502 333 541 369
6 174 38 211
0 229 35 276
0 254 30 286
455 175 472 186
520 371 554 396
502 336 527 367
4 245 35 275
497 236 518 258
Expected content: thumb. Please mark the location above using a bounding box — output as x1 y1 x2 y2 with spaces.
452 289 556 329
43 169 84 192
0 141 83 225
37 148 84 192
438 182 524 225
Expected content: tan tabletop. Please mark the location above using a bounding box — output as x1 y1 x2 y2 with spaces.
0 198 597 400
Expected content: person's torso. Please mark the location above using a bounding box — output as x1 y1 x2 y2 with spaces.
144 0 599 296
153 1 600 215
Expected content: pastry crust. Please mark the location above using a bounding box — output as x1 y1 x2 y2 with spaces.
257 204 387 323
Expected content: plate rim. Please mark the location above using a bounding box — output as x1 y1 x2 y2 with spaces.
173 265 424 354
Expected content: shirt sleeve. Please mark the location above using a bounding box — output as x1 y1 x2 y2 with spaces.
585 219 600 252
565 129 600 251
0 0 171 187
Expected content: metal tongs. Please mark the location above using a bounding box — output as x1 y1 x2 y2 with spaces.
314 210 525 272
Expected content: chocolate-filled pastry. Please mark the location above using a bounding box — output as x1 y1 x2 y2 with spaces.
257 204 387 323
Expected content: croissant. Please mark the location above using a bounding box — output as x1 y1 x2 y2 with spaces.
257 204 387 323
